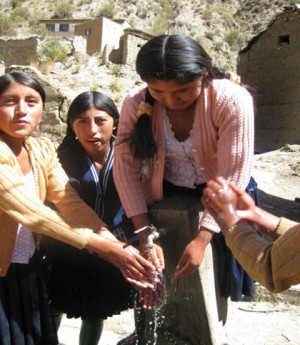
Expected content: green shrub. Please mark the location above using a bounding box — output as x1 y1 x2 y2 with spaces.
202 9 212 21
53 1 74 18
91 83 99 91
40 40 68 63
225 29 243 50
150 0 179 36
109 64 122 77
77 0 92 5
10 0 22 9
0 14 14 35
30 23 49 37
13 7 31 21
109 77 122 92
97 3 117 18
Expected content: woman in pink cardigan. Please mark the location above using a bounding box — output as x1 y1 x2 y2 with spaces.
114 34 256 316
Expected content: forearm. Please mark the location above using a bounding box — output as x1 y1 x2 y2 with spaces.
225 221 275 290
252 206 280 234
97 226 119 241
131 213 152 243
86 232 123 262
194 226 214 249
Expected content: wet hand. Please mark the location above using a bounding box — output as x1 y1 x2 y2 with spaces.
173 238 205 279
138 272 165 309
229 181 257 222
139 241 165 273
111 242 158 289
201 177 240 230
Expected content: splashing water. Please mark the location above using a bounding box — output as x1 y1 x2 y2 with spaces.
144 271 167 344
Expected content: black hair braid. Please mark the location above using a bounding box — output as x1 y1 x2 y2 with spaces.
130 89 157 161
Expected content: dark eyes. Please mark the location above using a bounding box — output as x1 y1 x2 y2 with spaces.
77 118 106 125
2 97 38 105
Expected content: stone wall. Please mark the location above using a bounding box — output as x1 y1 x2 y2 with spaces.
121 33 149 66
238 9 300 153
0 36 39 66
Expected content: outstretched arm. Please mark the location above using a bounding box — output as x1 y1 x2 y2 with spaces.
201 176 280 236
86 229 157 290
201 176 300 292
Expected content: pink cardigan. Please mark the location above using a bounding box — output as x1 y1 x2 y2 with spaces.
114 79 254 233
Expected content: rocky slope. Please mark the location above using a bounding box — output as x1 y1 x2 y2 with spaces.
1 0 298 71
1 1 297 106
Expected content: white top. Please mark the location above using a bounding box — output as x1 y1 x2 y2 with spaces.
163 108 205 188
12 169 36 264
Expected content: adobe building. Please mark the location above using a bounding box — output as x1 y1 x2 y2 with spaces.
40 19 88 36
238 6 300 152
74 17 130 56
111 28 152 66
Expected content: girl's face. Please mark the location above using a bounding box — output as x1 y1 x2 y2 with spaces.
147 78 203 111
0 82 43 139
72 107 115 159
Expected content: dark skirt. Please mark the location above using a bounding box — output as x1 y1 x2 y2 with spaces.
40 238 133 320
0 252 58 345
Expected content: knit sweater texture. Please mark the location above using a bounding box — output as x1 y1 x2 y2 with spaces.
225 218 300 292
114 79 255 233
0 135 105 277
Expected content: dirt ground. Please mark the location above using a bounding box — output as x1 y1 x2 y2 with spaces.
58 296 300 344
57 145 300 345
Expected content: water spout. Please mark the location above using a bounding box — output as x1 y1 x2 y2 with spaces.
146 227 168 256
145 227 169 344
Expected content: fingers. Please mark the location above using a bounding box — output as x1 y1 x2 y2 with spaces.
120 264 154 287
138 280 164 310
153 243 165 271
174 255 196 279
141 288 157 310
125 276 154 290
228 181 246 196
174 262 196 279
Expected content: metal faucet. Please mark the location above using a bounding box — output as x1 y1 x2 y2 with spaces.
147 227 168 255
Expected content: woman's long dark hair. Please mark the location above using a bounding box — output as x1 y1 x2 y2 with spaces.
58 91 119 152
0 71 46 106
131 34 229 162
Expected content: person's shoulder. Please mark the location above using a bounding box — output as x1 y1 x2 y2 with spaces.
123 83 147 105
209 79 252 101
210 78 246 92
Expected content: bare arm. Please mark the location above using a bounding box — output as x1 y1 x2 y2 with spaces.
174 226 214 279
86 229 157 289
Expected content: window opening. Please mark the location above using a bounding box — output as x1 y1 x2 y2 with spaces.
278 35 290 47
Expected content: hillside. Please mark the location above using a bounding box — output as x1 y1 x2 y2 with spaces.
0 0 299 107
0 0 298 71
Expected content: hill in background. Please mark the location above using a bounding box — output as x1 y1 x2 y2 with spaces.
0 0 298 70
